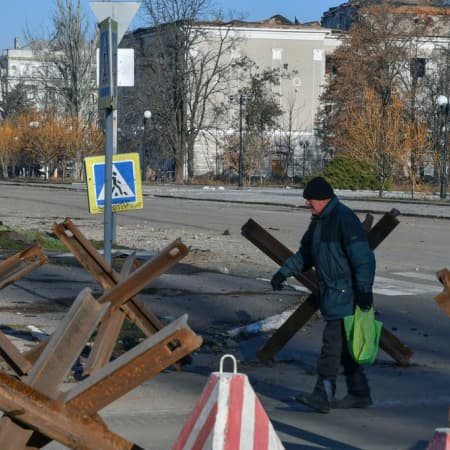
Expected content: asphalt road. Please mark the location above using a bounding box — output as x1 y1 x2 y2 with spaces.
1 182 449 273
0 182 449 450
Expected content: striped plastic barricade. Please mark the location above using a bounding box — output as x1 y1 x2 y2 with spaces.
172 354 285 450
427 429 450 450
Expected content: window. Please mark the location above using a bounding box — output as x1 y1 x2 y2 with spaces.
410 57 426 79
325 55 337 75
272 49 283 98
313 49 324 62
292 77 302 93
271 49 282 96
272 48 283 71
230 46 241 60
272 48 283 61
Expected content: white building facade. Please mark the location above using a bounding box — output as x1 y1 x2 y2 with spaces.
194 22 341 179
121 18 342 180
0 39 59 114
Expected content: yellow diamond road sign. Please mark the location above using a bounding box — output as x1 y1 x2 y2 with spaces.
85 153 143 214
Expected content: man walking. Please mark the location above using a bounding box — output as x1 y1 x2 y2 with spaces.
270 177 375 413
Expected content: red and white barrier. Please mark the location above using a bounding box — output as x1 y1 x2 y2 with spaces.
172 355 285 450
427 429 450 450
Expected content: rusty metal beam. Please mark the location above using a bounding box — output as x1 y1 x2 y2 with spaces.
25 289 107 394
82 255 136 376
361 213 374 232
0 372 145 450
23 238 189 368
0 289 108 449
367 208 401 250
0 245 48 290
0 245 46 278
242 209 413 366
26 315 202 449
0 226 194 449
0 332 32 376
83 306 127 376
65 314 202 414
21 338 46 366
435 268 450 317
96 240 188 307
0 258 48 291
241 218 318 294
53 220 164 335
120 252 138 278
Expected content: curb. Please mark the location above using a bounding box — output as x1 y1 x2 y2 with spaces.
1 180 450 220
153 194 450 220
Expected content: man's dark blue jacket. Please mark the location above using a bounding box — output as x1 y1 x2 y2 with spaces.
279 196 376 320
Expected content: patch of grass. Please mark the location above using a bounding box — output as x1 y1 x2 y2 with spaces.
0 223 129 258
0 224 66 252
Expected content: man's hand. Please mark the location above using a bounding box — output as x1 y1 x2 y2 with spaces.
356 292 373 311
271 271 286 291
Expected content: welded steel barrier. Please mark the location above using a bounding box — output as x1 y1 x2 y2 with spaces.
241 209 413 366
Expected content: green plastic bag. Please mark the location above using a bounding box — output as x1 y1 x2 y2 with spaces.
343 306 382 365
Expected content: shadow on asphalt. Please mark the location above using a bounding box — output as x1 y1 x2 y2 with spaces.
273 418 363 449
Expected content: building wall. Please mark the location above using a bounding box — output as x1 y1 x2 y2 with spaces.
236 27 340 132
0 45 64 114
189 24 341 178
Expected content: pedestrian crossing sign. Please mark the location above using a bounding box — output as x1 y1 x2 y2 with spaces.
84 153 143 214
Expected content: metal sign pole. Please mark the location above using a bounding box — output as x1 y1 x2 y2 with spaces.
91 2 140 264
99 17 118 264
104 109 116 264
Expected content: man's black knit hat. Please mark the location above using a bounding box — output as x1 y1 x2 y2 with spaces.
303 177 334 200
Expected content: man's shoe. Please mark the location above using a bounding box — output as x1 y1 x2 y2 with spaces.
295 392 330 413
331 394 372 409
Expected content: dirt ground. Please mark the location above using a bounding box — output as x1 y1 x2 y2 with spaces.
0 210 278 279
86 220 278 280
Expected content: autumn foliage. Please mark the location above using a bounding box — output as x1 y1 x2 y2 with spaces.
0 112 103 180
318 3 440 197
335 88 430 196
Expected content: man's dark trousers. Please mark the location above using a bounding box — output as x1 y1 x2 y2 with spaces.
318 319 370 397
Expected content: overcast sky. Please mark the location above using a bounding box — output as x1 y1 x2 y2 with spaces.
0 0 343 52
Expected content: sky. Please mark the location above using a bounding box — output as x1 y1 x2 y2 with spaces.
0 0 343 52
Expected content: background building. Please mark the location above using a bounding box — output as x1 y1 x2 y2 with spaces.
119 16 341 181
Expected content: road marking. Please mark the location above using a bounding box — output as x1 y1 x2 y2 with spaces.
392 272 439 282
376 396 450 407
261 273 441 297
374 275 441 296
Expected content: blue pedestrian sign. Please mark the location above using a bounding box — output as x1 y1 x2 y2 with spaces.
98 17 118 110
84 153 143 214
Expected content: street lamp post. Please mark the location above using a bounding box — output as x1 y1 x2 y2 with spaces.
142 110 151 182
299 140 310 179
229 94 251 187
238 97 244 187
437 95 449 199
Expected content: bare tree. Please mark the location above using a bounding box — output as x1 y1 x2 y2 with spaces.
240 67 284 182
120 0 247 182
25 0 99 180
317 3 448 195
30 0 97 120
317 4 413 151
277 85 305 183
420 43 450 187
